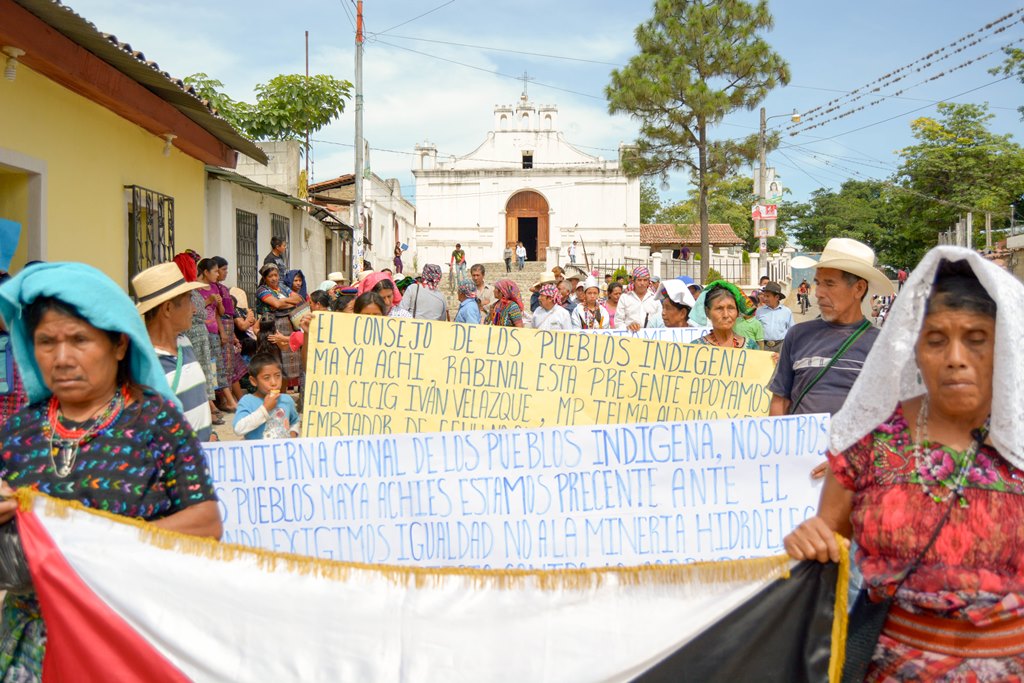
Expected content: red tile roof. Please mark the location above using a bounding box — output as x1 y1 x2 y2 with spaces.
640 223 743 247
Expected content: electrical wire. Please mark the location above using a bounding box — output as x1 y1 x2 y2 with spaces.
793 9 1023 123
371 39 606 101
786 76 1013 144
370 33 625 67
373 1 455 36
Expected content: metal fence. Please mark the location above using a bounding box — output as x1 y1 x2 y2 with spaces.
125 185 174 281
585 258 748 285
236 209 259 303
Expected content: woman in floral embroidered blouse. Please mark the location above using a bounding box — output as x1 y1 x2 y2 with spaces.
785 253 1024 682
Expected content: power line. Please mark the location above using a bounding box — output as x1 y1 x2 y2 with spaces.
371 33 625 67
793 9 1024 123
371 39 606 101
311 137 618 167
786 83 1018 112
793 38 1024 133
373 1 455 36
786 76 1013 144
338 0 355 31
777 150 832 189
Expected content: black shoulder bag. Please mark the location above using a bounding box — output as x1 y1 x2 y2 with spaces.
840 487 957 682
788 319 871 414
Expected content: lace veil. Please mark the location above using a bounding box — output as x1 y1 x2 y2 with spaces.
829 246 1024 470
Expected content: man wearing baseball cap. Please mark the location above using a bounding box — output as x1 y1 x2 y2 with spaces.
769 238 895 422
756 282 793 350
133 262 213 441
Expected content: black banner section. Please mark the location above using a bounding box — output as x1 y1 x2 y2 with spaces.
634 560 838 683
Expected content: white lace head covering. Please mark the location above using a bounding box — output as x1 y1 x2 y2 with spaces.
830 246 1024 469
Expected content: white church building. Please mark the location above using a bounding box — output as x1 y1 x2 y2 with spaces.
412 94 643 268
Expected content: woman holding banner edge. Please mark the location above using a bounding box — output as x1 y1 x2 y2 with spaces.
784 248 1024 680
0 262 221 681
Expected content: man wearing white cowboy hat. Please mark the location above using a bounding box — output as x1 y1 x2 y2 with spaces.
770 237 895 421
133 262 213 441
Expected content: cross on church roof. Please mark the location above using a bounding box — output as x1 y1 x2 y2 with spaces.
520 71 534 100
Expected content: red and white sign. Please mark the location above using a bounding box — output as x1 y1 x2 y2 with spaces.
751 204 778 221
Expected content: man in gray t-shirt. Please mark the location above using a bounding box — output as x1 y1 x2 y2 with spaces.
769 238 894 418
769 318 879 416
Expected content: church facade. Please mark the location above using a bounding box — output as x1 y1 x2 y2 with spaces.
412 95 642 268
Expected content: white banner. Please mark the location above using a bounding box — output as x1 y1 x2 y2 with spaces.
206 415 828 568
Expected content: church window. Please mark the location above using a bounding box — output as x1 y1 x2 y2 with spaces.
522 153 533 170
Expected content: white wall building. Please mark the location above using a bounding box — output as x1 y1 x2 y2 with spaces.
413 94 642 268
307 172 416 276
208 141 344 300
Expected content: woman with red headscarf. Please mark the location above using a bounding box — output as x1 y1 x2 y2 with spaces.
357 272 408 318
490 280 525 328
172 252 219 419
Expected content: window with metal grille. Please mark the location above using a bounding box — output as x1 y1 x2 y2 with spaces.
236 210 259 303
271 214 290 269
125 186 174 281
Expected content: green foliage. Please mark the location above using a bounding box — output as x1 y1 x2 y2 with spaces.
781 102 1024 268
640 178 663 223
612 266 628 281
184 72 352 145
990 47 1024 120
606 0 789 281
655 175 786 252
706 267 723 283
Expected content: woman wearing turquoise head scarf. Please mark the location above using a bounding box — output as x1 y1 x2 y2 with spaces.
690 281 760 350
0 262 221 681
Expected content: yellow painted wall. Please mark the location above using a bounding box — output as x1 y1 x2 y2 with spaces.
0 65 207 286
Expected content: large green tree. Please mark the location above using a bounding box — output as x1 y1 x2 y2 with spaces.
640 177 663 223
656 175 787 251
184 73 352 145
894 102 1024 261
784 179 897 254
606 0 790 281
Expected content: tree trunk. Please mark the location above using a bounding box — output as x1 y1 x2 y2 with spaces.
697 119 710 283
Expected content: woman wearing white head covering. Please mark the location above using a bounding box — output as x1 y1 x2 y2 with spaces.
785 247 1024 680
570 277 611 329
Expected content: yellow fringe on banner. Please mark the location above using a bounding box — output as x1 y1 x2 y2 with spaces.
18 490 795 591
829 534 851 683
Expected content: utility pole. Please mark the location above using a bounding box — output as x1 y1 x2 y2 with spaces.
966 212 973 249
757 107 767 271
304 31 310 186
352 1 364 280
985 212 992 251
756 108 799 280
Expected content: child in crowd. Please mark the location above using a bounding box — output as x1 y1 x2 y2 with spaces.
233 354 300 440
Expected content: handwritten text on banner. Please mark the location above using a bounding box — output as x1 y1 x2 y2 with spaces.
206 415 828 568
303 314 775 436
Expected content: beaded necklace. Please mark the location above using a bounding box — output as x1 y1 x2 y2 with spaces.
912 395 990 509
42 386 128 478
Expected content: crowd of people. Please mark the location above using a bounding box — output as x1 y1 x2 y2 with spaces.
0 231 1019 680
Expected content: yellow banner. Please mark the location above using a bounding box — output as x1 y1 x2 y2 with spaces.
303 314 775 436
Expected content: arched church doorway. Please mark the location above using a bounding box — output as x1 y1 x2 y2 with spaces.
505 190 549 262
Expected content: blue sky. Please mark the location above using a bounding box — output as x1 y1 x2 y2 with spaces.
64 0 1024 209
